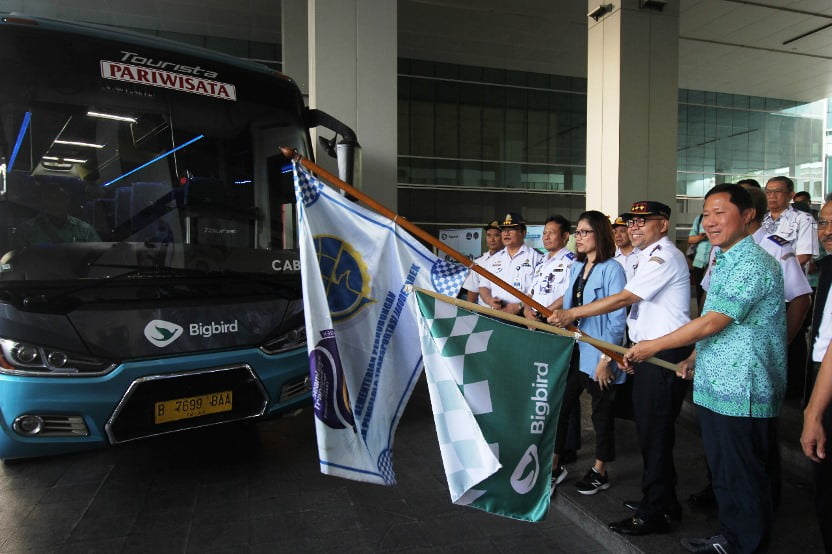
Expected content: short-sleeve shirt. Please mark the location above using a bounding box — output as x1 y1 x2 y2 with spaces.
694 236 786 418
624 236 691 342
813 291 832 362
613 247 641 282
528 248 576 308
762 205 818 258
462 250 498 306
700 228 812 303
480 243 543 304
688 214 712 269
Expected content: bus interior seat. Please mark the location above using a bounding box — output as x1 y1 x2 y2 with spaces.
114 186 132 230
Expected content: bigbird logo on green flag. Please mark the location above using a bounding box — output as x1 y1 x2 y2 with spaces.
413 289 574 522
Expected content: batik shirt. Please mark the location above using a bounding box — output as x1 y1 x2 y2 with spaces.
694 235 786 418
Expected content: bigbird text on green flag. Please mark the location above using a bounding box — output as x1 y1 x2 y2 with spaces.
413 289 574 522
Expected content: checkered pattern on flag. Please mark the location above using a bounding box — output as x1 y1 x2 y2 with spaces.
414 290 574 521
294 161 468 486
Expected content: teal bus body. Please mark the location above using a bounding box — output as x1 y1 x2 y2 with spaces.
0 14 353 459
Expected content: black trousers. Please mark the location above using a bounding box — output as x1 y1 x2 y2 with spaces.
631 345 692 521
699 407 773 554
813 363 832 553
554 351 617 462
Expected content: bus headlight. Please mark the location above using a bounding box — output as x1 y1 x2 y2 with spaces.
260 324 307 354
0 338 115 376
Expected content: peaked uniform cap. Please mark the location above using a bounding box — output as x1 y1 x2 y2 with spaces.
623 201 671 219
500 212 526 228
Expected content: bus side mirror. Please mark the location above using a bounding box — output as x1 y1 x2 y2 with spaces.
336 139 361 189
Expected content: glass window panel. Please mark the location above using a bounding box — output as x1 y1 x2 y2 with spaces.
435 104 459 159
505 108 526 161
410 100 436 157
483 67 506 85
410 59 435 77
459 105 482 159
528 72 549 89
688 90 705 105
506 70 527 87
398 98 410 154
459 65 483 81
527 109 549 164
717 93 733 107
749 96 766 110
482 106 504 160
434 62 459 79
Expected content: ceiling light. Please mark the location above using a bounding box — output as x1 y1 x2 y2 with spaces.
54 140 104 149
63 157 88 164
87 111 137 123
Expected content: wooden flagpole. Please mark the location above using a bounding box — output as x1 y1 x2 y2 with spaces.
411 286 683 374
281 147 627 365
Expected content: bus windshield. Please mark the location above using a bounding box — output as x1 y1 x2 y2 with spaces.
0 22 309 283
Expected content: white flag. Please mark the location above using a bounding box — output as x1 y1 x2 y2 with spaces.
294 162 468 485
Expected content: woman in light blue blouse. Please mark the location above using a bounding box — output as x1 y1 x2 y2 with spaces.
551 210 628 495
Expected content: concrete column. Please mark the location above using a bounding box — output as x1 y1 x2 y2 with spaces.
585 0 679 224
281 0 309 97
309 0 397 209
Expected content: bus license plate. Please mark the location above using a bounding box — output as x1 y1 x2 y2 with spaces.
154 391 233 424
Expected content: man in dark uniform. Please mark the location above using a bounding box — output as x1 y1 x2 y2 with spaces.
549 200 691 535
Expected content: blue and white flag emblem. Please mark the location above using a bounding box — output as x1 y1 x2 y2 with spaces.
294 161 467 485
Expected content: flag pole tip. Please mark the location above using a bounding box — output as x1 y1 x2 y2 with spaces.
279 146 300 161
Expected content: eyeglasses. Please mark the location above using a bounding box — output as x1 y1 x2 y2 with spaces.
625 217 663 228
818 219 832 228
764 188 788 195
574 229 595 238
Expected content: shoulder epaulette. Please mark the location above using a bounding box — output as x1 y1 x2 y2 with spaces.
649 244 662 255
564 251 576 260
767 234 789 246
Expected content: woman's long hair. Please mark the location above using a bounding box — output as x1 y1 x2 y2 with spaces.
575 210 616 264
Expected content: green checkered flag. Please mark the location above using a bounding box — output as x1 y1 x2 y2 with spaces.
414 289 573 521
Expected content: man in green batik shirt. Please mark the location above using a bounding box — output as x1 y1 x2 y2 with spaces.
12 185 100 249
622 183 786 554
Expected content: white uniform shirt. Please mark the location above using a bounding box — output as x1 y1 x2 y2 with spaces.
762 205 818 258
528 248 576 308
462 250 498 306
480 243 543 304
613 246 641 282
625 236 691 342
701 228 812 303
813 292 832 362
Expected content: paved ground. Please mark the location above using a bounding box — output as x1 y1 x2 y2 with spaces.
0 380 605 553
552 394 825 553
0 376 823 553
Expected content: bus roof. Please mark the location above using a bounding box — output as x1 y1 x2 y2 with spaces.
0 12 300 91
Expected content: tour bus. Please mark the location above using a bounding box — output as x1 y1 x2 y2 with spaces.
0 14 359 459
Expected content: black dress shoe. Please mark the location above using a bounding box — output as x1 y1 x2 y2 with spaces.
623 499 640 511
608 515 670 536
688 484 716 508
622 500 682 523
